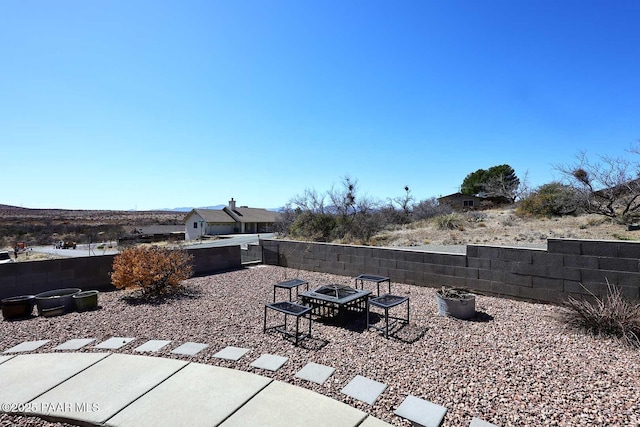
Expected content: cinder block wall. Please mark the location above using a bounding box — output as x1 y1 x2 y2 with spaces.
260 238 640 304
0 246 242 300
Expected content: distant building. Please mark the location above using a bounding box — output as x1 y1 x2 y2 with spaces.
184 198 280 241
438 192 511 211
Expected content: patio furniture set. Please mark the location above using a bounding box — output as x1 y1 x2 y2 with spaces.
264 274 410 345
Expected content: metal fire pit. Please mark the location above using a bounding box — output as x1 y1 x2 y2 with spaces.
300 285 370 323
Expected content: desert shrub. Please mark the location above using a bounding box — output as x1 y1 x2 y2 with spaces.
412 197 452 220
433 213 464 230
111 246 193 299
517 182 584 217
562 279 640 348
289 211 337 242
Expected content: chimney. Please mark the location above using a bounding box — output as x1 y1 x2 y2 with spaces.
229 198 236 210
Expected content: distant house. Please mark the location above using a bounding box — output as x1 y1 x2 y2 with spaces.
184 198 280 241
438 192 511 211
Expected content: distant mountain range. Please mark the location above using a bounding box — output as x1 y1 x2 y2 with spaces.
158 205 282 212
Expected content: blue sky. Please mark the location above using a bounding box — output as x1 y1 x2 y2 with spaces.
2 1 639 210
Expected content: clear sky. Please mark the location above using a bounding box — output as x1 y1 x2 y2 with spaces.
2 1 639 211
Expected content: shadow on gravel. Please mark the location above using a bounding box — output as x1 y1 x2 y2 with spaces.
120 288 204 306
467 311 494 322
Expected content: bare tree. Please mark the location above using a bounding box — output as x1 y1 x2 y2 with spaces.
555 148 640 222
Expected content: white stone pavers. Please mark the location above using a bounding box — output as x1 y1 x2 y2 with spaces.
170 342 208 356
94 337 136 350
470 417 499 427
105 363 272 427
0 353 109 406
249 354 288 372
394 395 448 427
54 339 96 351
3 339 50 353
294 362 335 385
0 355 14 365
134 340 172 353
212 346 250 361
219 380 368 427
30 353 188 425
341 375 387 405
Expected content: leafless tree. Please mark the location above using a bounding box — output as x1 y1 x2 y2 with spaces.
555 147 640 222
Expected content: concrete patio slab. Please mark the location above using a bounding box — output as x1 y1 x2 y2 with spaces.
470 417 499 427
3 339 50 353
360 416 394 426
0 353 109 405
0 355 14 365
295 362 336 384
212 346 250 361
219 380 369 427
94 337 135 350
170 342 208 356
249 354 288 372
54 338 95 351
134 340 172 353
105 363 272 427
30 353 188 425
341 375 387 405
394 395 448 427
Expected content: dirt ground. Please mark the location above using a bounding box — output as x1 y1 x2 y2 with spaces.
371 208 638 248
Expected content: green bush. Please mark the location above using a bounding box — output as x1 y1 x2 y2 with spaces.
517 182 584 217
562 279 640 348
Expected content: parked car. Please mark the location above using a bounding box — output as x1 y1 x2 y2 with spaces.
55 240 77 249
0 251 14 264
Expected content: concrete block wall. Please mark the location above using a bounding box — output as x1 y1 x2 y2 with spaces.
260 238 640 304
0 246 242 300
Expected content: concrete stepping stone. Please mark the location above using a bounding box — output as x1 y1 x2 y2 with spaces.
249 354 288 372
107 363 272 427
394 395 448 427
3 339 50 353
54 338 96 350
212 346 250 361
470 417 499 427
94 337 135 350
170 342 208 356
135 340 172 353
219 380 369 427
341 375 387 405
294 362 335 385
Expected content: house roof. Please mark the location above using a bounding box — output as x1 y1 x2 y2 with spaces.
187 207 280 224
189 208 237 223
224 207 280 223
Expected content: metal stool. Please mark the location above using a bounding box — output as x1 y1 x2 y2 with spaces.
264 301 312 346
367 294 409 338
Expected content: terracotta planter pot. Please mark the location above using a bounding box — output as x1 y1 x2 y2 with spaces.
73 290 99 312
1 295 36 320
35 288 81 315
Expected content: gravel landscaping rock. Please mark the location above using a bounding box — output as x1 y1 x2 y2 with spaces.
1 265 639 426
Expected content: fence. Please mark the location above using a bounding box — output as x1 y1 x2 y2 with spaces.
0 246 241 300
259 238 640 304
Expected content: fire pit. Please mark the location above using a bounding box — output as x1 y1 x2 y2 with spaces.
300 285 370 323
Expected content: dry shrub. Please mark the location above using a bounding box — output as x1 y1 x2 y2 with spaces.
562 279 640 348
433 213 464 230
111 246 193 299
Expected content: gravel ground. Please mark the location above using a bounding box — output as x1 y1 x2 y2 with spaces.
1 265 639 426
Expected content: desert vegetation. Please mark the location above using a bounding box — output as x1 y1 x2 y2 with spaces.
111 246 193 299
